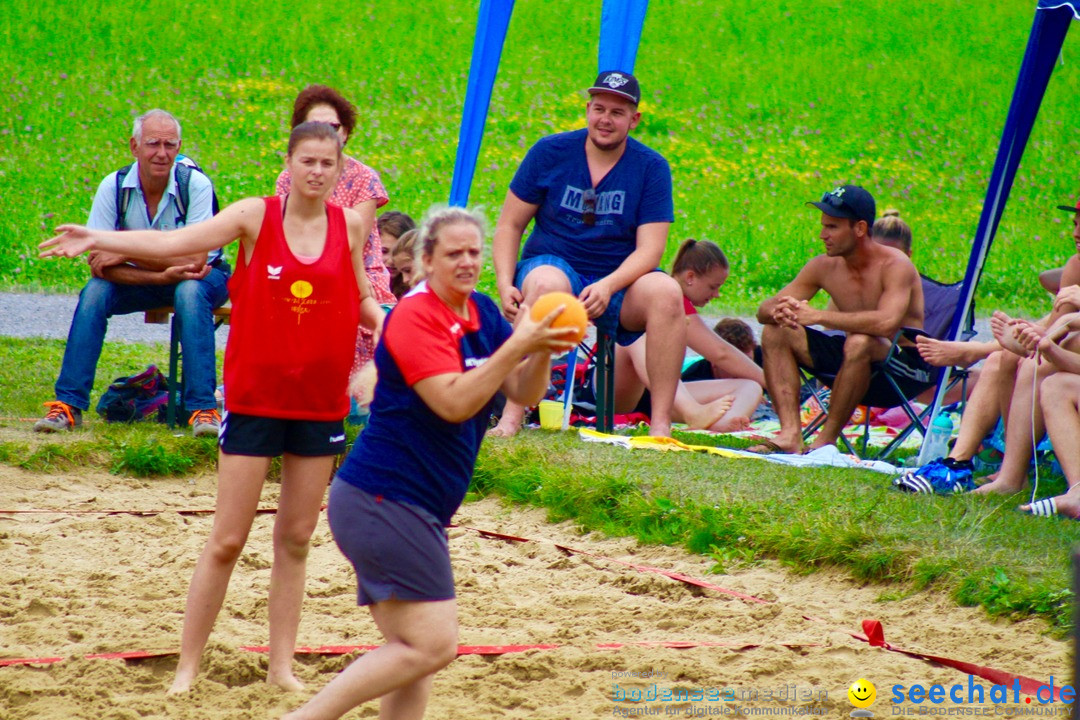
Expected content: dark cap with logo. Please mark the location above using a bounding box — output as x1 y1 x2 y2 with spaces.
1057 199 1080 214
588 71 641 105
808 185 876 227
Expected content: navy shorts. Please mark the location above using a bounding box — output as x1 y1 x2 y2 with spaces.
327 479 455 606
515 254 644 347
219 411 347 457
802 327 933 407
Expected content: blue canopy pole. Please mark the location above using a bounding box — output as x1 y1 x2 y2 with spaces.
448 0 515 207
918 2 1075 461
598 0 649 72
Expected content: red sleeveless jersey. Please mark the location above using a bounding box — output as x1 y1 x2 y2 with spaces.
223 196 360 420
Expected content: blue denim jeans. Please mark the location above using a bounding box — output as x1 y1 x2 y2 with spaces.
55 266 230 412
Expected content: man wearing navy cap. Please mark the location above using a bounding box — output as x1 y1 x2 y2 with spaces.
491 71 685 437
753 184 927 454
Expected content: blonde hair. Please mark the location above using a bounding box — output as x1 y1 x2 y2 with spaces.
418 206 488 257
871 212 913 255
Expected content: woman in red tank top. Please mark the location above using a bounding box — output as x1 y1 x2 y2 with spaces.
41 122 384 694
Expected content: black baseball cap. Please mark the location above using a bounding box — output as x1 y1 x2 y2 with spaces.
1056 199 1080 213
808 185 876 227
588 71 641 105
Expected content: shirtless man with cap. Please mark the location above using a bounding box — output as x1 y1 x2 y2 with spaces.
754 184 927 454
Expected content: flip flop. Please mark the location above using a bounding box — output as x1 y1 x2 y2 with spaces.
893 465 976 496
1022 497 1060 517
892 474 936 494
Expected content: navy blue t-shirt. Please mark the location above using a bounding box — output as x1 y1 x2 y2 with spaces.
336 283 513 526
510 128 674 277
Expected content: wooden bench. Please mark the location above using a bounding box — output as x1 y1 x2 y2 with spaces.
144 304 232 428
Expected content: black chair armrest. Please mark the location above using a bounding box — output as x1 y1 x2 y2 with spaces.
899 327 929 343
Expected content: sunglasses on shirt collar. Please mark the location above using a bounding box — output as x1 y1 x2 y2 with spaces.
582 187 596 226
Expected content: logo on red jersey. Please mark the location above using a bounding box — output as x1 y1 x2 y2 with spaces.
288 280 325 324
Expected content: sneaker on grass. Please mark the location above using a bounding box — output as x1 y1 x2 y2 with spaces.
894 457 975 495
34 401 83 433
189 408 221 438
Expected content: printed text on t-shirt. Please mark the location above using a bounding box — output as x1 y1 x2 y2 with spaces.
561 186 626 217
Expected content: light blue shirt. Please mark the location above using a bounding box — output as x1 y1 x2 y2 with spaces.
86 160 221 264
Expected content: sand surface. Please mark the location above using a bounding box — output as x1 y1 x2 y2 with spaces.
0 463 1067 719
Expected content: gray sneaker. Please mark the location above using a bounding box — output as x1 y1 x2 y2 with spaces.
189 409 221 438
34 401 83 432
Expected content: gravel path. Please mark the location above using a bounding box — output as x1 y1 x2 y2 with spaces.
0 291 992 349
0 291 230 349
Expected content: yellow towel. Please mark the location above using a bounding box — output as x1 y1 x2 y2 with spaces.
578 428 745 459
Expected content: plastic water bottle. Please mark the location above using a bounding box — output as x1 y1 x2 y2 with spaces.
918 412 954 465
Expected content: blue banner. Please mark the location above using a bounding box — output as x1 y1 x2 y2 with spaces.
598 0 649 73
448 0 515 207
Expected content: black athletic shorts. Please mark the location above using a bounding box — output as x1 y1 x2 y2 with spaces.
218 411 347 457
802 327 934 408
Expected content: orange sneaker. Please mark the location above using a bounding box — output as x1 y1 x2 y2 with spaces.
189 408 221 438
34 401 83 432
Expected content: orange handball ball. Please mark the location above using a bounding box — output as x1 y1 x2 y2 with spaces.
530 291 588 344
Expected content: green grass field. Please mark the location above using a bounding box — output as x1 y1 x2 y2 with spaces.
3 0 1079 314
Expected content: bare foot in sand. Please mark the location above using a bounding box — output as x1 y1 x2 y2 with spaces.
683 394 734 431
167 674 195 695
267 671 305 693
990 311 1031 356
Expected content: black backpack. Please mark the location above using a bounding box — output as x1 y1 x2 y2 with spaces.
95 365 173 423
113 155 220 230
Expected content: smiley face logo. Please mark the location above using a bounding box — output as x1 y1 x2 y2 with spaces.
848 678 876 710
290 280 313 299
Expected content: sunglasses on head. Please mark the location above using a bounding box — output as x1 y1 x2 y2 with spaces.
582 187 597 226
820 191 850 212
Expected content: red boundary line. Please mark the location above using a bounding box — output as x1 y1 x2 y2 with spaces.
803 617 1064 702
1 641 822 667
0 520 1062 697
458 525 770 605
460 524 1062 699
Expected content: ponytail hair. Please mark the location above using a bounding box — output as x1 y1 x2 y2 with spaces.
671 238 728 277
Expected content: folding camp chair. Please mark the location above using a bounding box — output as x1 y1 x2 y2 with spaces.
548 331 615 432
800 275 975 460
